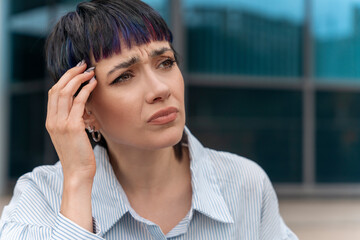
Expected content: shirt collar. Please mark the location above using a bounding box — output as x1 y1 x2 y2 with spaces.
91 126 234 234
184 127 234 224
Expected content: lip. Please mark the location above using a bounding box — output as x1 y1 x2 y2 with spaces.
147 107 179 125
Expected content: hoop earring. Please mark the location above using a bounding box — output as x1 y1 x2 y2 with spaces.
92 130 101 143
87 126 101 143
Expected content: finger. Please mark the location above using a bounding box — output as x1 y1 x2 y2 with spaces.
46 87 58 122
54 61 88 91
47 61 88 121
69 78 98 120
57 70 95 121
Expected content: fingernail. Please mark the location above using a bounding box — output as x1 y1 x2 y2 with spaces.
85 67 95 73
76 60 85 67
89 77 96 83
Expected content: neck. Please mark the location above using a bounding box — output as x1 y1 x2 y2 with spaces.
107 143 189 197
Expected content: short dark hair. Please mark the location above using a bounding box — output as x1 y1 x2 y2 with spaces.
45 0 173 82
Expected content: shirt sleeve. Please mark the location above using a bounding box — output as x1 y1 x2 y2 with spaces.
0 172 104 240
51 213 103 240
259 174 299 240
0 215 103 240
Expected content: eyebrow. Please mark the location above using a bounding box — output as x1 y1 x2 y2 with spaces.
107 47 173 77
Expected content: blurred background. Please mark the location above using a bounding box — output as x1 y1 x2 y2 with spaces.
1 0 360 238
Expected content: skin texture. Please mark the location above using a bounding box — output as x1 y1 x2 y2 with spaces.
46 41 191 234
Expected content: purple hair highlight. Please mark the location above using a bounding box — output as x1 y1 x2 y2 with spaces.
88 10 173 63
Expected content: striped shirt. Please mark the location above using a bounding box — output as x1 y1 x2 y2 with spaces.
0 127 298 239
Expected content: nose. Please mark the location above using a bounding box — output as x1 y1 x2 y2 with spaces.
145 70 171 104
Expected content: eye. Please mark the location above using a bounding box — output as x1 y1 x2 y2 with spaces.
110 72 133 85
158 58 176 69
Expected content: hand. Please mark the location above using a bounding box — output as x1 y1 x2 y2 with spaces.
46 60 97 232
46 61 97 180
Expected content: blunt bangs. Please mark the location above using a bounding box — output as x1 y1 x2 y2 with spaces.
45 0 173 82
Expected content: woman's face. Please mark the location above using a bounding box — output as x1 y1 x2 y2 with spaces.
87 41 185 151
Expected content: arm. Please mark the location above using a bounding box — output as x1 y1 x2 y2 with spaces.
45 61 97 233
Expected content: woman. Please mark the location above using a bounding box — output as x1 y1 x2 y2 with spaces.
0 0 298 239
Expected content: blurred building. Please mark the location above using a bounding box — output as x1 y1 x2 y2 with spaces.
2 0 360 196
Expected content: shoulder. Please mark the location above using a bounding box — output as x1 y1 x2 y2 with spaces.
1 163 63 226
202 148 278 221
18 162 63 200
185 127 269 192
205 147 267 185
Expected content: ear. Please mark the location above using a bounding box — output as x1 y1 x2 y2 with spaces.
83 107 100 131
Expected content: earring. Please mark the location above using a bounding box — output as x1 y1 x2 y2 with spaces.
92 130 101 142
87 126 101 143
86 126 93 133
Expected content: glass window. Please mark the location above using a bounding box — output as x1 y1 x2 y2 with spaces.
184 0 304 77
187 86 302 183
142 0 169 23
9 93 45 179
10 0 47 15
316 91 360 182
11 33 45 82
313 0 360 80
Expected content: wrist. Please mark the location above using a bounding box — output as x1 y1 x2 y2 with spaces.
63 174 94 194
61 175 94 233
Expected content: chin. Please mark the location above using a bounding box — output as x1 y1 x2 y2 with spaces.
149 124 185 149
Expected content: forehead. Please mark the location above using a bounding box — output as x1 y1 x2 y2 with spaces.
93 41 171 67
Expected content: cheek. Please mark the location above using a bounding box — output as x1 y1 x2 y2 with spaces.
92 88 142 128
172 72 185 100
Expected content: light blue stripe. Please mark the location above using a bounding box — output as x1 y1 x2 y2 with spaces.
0 127 298 239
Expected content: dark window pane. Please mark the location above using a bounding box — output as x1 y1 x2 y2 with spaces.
316 91 360 182
187 86 302 182
184 0 304 77
9 92 46 179
11 33 45 82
